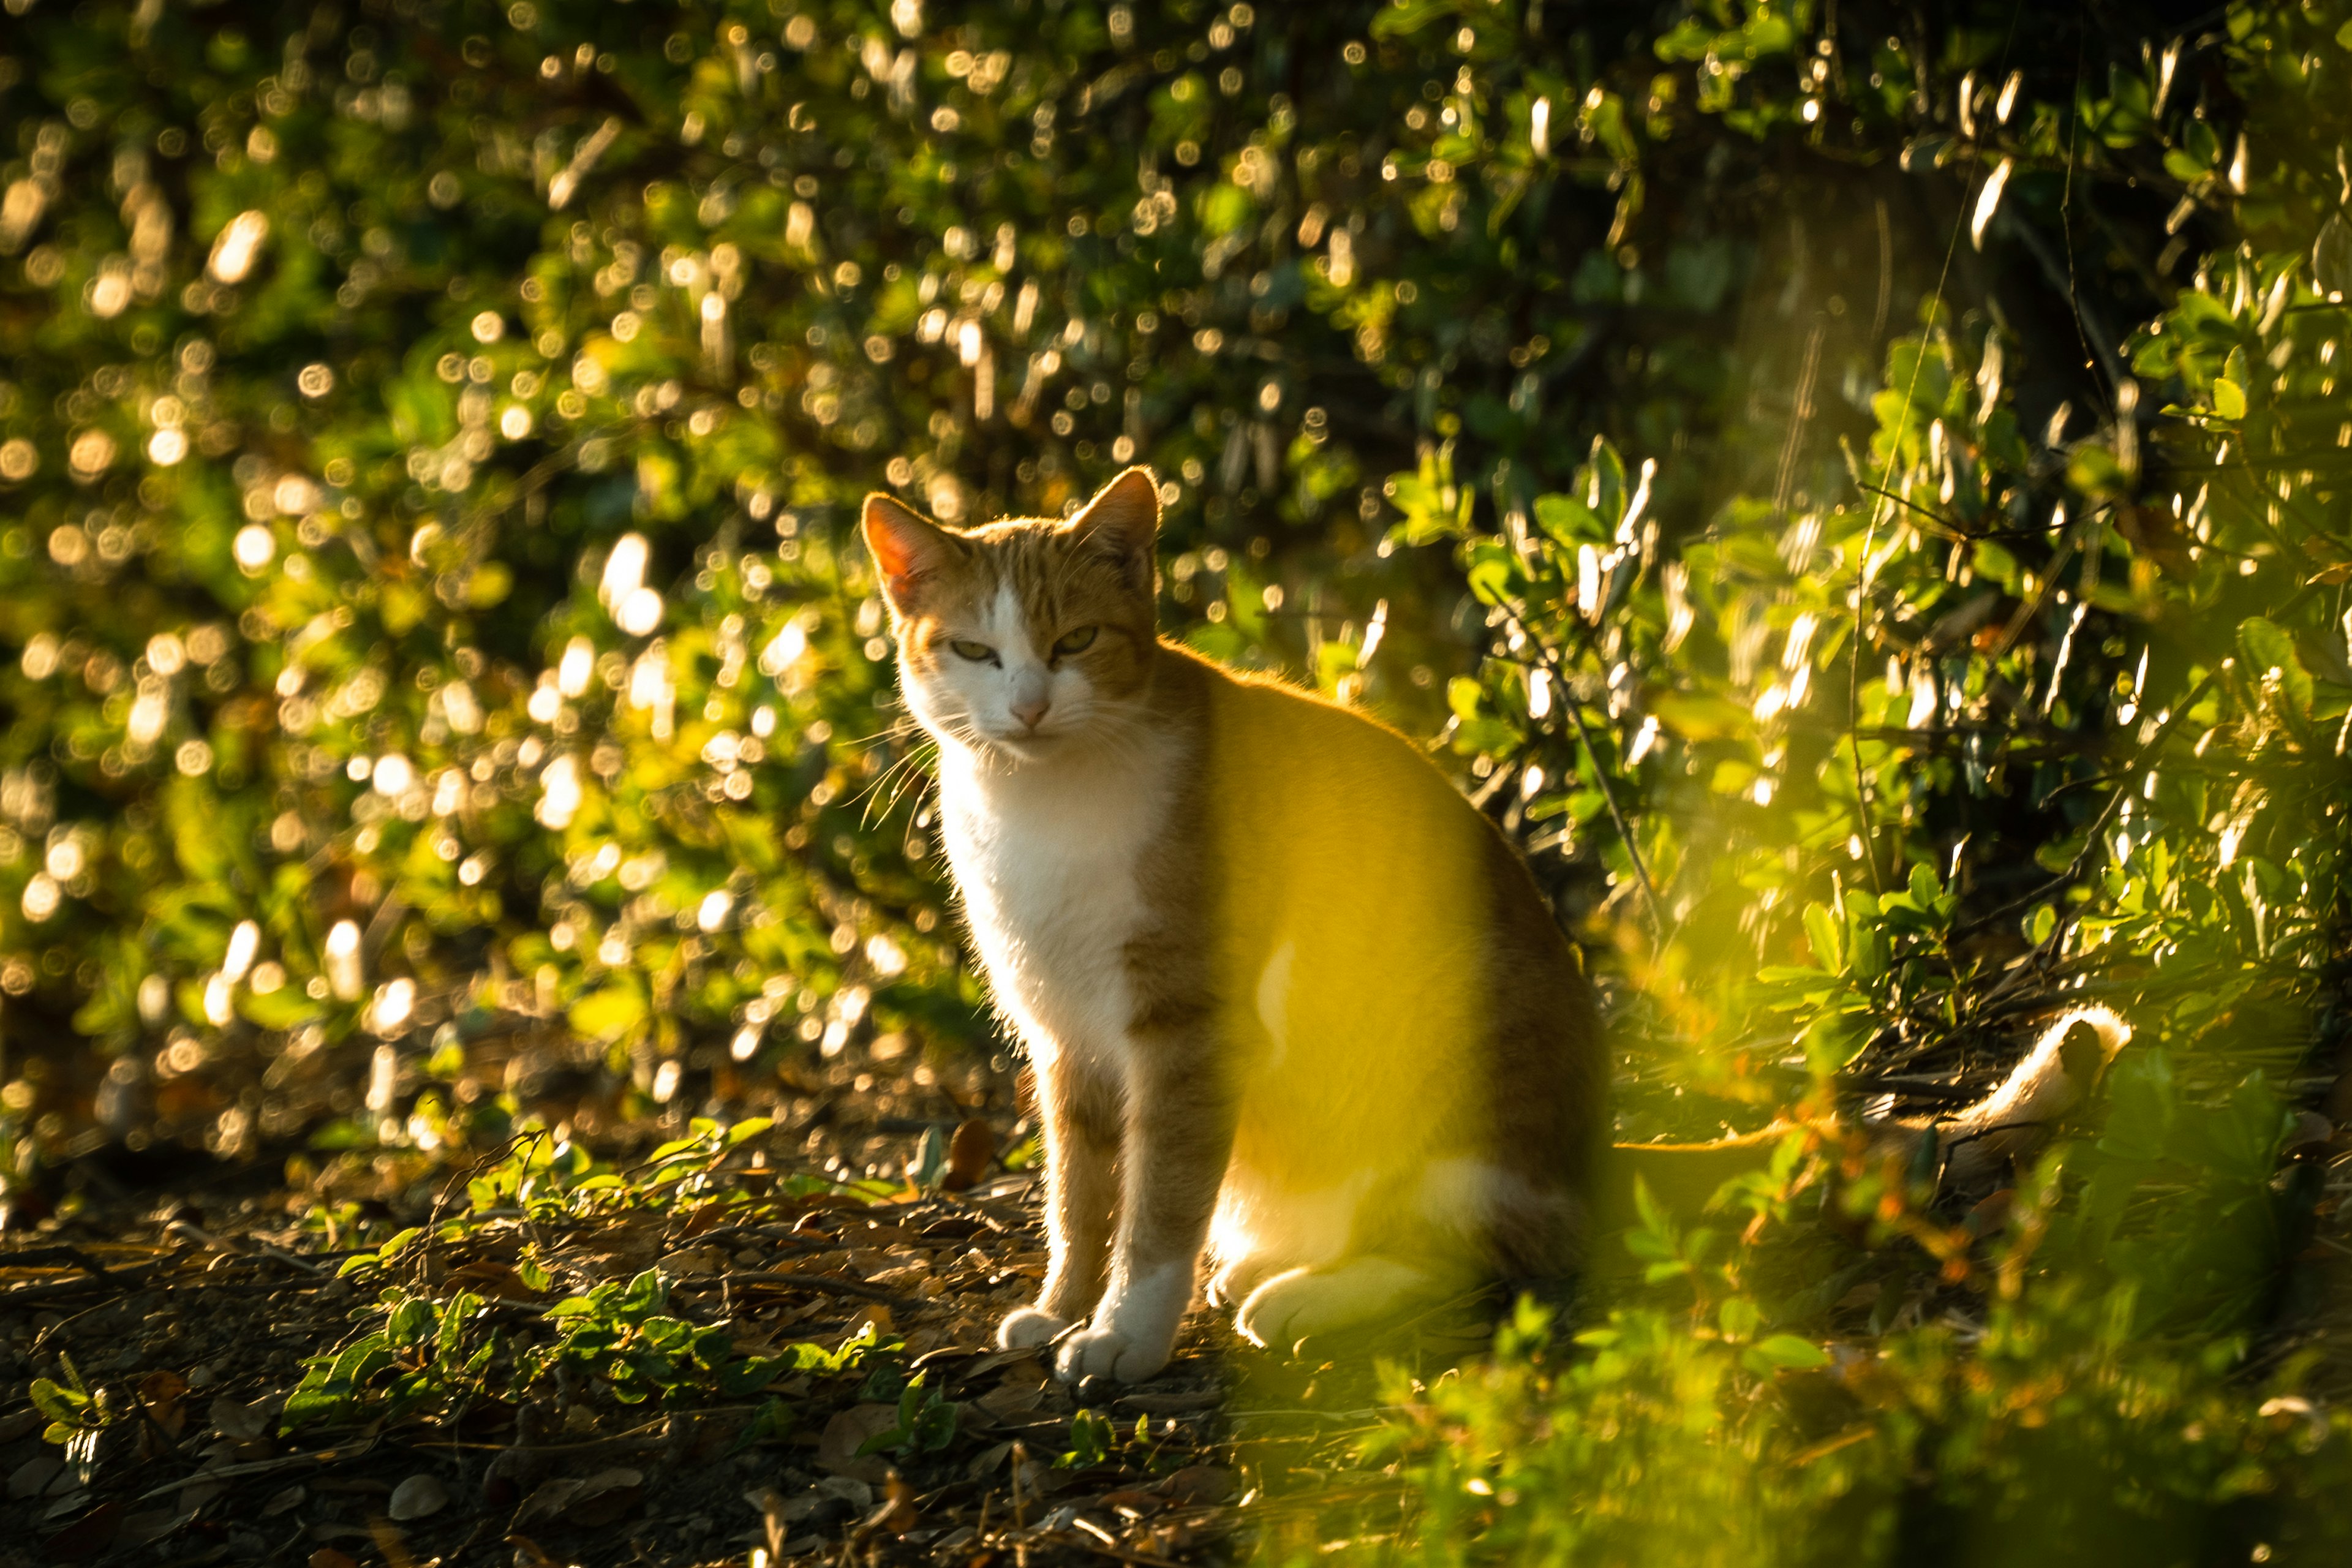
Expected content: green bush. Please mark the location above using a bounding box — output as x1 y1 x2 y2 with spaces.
2 0 2348 1555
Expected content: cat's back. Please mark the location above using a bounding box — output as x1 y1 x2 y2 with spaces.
1173 645 1491 911
1161 646 1588 1222
1152 646 1517 1069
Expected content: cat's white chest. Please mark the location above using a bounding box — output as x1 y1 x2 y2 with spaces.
938 750 1165 1066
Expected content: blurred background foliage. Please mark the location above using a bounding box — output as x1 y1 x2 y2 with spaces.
2 0 2352 1553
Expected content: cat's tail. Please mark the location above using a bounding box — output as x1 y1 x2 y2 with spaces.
1596 1005 2132 1244
1924 1004 2130 1186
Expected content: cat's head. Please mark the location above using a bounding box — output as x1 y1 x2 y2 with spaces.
861 468 1161 762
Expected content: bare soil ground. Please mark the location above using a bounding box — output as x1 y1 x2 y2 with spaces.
0 1034 1434 1568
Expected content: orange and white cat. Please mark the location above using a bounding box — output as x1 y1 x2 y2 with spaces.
862 469 2126 1383
864 469 1602 1382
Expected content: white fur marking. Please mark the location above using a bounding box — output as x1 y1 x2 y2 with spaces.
1058 1259 1193 1382
1254 940 1295 1066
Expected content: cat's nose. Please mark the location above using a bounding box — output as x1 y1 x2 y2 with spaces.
1011 698 1050 731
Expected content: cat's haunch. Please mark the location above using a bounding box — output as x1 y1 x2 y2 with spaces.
865 468 1602 1382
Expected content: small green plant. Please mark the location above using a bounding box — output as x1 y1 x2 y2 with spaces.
1060 1406 1118 1470
857 1373 959 1460
526 1269 782 1404
31 1354 118 1479
283 1287 496 1432
283 1267 907 1433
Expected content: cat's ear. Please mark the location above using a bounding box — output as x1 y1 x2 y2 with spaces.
862 493 960 613
1066 467 1159 593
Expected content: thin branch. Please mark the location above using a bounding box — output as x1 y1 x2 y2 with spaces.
1489 602 1668 937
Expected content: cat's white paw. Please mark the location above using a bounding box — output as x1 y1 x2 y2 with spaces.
1234 1260 1430 1351
1055 1323 1173 1383
1050 1261 1191 1382
997 1306 1070 1351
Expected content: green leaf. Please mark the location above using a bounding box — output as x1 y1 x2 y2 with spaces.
328 1335 396 1390
1744 1335 1831 1371
1801 902 1843 971
31 1378 91 1423
2211 377 2246 420
387 1297 437 1347
281 1383 353 1430
617 1268 668 1322
437 1291 483 1365
718 1357 786 1396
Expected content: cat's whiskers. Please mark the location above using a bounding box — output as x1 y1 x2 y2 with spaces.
876 737 941 829
839 707 935 823
852 742 934 829
840 712 922 753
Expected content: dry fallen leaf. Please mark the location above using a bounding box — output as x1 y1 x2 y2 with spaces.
658 1245 728 1276
262 1483 307 1518
137 1370 190 1439
176 1476 229 1512
567 1466 644 1527
307 1550 360 1568
816 1404 902 1484
1157 1464 1235 1507
512 1477 584 1530
122 1508 182 1547
445 1259 541 1300
7 1452 63 1501
513 1466 642 1530
943 1118 996 1191
974 1384 1047 1423
209 1395 270 1442
389 1472 450 1520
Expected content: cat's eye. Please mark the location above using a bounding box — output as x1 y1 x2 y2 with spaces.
948 639 998 664
1052 626 1098 657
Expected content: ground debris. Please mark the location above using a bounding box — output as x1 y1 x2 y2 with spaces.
0 1134 1273 1568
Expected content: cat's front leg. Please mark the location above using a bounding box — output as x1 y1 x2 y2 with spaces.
999 1054 1120 1352
1056 1018 1232 1382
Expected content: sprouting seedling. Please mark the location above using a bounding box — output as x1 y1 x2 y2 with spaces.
31 1353 116 1480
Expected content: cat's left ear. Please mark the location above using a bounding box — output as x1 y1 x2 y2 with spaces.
1066 467 1160 594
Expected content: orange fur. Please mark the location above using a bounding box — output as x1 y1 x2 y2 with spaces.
866 470 1602 1379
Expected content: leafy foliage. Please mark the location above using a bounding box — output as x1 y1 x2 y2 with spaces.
279 1118 911 1435
2 0 2350 1558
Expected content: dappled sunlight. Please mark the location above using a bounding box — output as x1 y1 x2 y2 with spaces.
0 0 2348 1563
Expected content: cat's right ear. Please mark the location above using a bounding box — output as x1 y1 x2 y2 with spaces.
862 494 959 615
